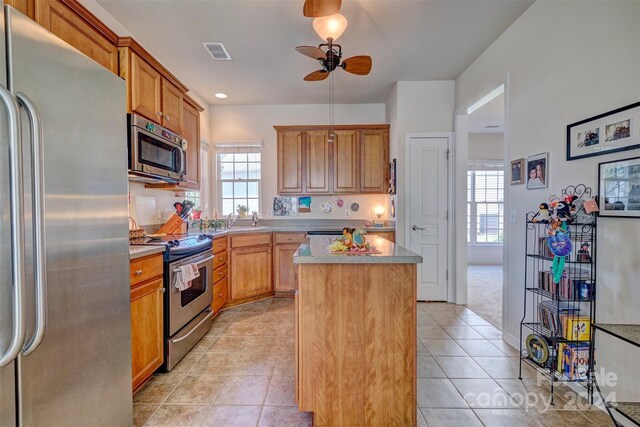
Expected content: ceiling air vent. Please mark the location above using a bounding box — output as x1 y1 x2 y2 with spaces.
203 42 231 61
485 125 501 129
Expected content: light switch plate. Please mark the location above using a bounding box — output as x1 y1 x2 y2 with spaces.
509 208 517 224
344 209 351 218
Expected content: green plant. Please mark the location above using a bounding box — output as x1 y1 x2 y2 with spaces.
237 204 249 214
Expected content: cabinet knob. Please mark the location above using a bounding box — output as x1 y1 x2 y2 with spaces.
160 288 166 293
218 271 224 276
288 237 292 240
218 293 223 297
218 257 224 261
166 115 171 121
157 112 163 117
135 269 142 275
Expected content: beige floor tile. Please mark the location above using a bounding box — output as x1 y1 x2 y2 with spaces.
474 408 540 427
472 325 503 340
489 339 520 356
258 406 313 427
443 326 485 340
193 353 276 376
240 299 272 313
458 314 492 326
417 407 428 426
261 311 294 324
532 409 597 427
212 309 239 324
496 378 573 411
201 405 262 427
474 356 533 379
416 314 438 326
133 375 180 404
422 339 468 356
252 321 294 337
417 378 468 408
417 339 429 355
145 404 210 426
420 408 483 427
417 356 447 378
133 403 158 427
417 325 452 340
434 356 490 379
264 376 296 406
581 408 615 425
456 340 506 356
170 351 204 377
206 321 229 337
209 336 252 353
430 315 468 326
190 335 217 353
272 354 295 376
165 374 228 405
451 378 520 408
221 322 262 337
215 376 271 405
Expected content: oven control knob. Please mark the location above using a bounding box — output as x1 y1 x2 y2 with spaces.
197 235 205 241
167 241 175 248
173 240 180 246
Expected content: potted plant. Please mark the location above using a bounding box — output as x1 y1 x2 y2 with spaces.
237 204 249 218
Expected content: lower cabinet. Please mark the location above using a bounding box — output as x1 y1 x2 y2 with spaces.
230 244 272 300
212 277 229 313
274 245 299 292
130 275 164 391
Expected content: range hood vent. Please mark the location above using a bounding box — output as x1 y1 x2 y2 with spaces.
203 42 231 61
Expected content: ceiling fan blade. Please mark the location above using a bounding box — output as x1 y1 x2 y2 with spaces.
304 70 329 81
295 46 327 60
303 0 341 18
342 55 372 75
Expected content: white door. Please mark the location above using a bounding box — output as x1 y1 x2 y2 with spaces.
408 137 449 301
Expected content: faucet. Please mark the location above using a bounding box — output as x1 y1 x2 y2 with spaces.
226 213 238 229
251 211 260 227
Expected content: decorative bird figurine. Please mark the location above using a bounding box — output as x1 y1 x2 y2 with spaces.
532 203 550 223
352 229 366 247
555 201 572 222
342 227 354 247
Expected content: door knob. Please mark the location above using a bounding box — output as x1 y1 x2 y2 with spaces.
412 225 426 231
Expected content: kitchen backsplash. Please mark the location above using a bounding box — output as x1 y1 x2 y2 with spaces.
128 182 183 227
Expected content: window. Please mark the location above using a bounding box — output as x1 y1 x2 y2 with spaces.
467 165 504 244
217 151 261 215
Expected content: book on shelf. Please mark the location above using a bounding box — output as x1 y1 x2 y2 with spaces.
537 300 582 336
537 235 593 261
557 342 590 381
537 269 593 301
561 316 591 341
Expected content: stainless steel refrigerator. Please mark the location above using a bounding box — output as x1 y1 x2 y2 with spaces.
0 6 133 426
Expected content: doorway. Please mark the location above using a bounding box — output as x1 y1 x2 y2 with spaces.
465 86 505 329
405 134 452 301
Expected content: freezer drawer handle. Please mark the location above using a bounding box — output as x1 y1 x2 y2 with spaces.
17 92 48 357
0 86 26 367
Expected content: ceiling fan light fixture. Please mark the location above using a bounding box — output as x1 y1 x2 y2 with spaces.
312 13 348 42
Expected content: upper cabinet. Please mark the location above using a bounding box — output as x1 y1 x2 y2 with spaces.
33 0 119 74
275 125 389 195
360 129 390 193
129 52 162 122
181 96 201 188
277 130 304 194
161 79 184 135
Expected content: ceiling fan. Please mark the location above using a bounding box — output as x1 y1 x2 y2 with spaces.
296 43 372 81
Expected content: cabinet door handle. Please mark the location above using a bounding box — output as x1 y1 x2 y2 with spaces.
157 111 163 117
218 293 223 297
160 288 166 293
218 271 224 276
218 257 224 262
165 115 170 121
135 269 143 275
288 237 292 240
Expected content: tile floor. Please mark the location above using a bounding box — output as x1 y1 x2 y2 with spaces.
133 298 613 427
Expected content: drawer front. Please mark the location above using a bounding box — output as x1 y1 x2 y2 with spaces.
274 232 307 244
213 263 228 284
213 237 228 254
130 253 163 286
212 277 229 313
230 233 272 248
213 250 228 269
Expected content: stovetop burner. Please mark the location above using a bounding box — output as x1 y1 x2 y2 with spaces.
132 233 214 257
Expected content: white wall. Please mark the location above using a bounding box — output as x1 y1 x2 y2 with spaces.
385 81 456 246
209 103 391 220
456 0 640 409
468 133 503 162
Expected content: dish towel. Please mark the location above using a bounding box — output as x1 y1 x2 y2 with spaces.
174 264 200 291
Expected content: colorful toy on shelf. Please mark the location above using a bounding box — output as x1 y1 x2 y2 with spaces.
328 227 378 253
531 203 550 223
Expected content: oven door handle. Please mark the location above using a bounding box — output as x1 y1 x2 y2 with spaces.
172 254 214 273
170 310 214 344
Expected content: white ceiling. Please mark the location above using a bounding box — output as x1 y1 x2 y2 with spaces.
468 92 504 134
97 0 533 105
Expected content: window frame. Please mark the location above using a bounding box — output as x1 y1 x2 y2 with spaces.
216 146 262 216
467 162 505 246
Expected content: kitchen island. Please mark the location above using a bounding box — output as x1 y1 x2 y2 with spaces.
293 236 422 427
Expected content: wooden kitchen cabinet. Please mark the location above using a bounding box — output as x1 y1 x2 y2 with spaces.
211 237 229 313
304 130 330 193
130 253 164 392
230 244 272 300
277 130 304 194
180 96 201 188
34 0 119 73
275 125 389 195
360 129 389 193
333 130 359 193
128 52 162 123
274 244 300 292
161 78 184 135
5 0 34 19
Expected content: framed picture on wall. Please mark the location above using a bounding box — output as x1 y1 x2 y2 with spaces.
510 158 525 185
526 153 549 190
567 101 640 161
598 155 640 218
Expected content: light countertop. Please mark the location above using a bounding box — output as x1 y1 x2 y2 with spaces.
293 236 422 264
185 225 395 238
129 245 166 260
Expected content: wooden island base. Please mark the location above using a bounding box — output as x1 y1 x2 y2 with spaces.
295 263 417 427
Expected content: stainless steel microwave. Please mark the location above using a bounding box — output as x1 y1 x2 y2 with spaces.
128 114 186 182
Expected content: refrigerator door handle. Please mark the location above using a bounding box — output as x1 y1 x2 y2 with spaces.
0 85 26 367
17 92 47 356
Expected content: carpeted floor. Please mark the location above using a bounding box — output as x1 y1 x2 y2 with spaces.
467 265 503 330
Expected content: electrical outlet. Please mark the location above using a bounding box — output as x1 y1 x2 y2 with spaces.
344 209 351 218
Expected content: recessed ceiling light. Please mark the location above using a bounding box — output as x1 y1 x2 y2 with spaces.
215 93 228 99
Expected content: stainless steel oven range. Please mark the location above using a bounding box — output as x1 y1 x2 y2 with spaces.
139 234 216 370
